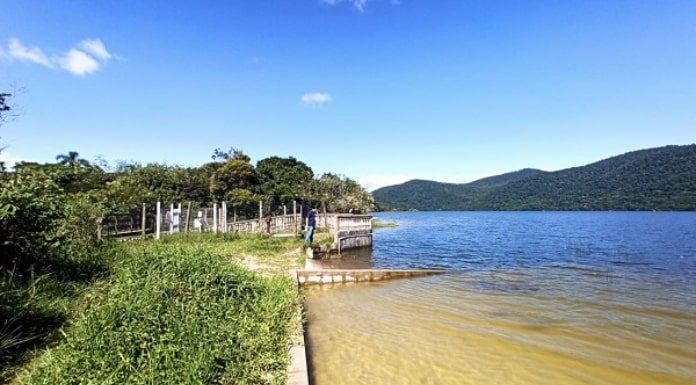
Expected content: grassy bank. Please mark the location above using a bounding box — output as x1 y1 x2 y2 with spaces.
4 234 302 385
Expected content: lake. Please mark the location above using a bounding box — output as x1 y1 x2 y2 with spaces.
304 212 696 385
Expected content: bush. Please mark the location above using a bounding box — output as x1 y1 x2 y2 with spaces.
0 166 66 273
1 166 109 379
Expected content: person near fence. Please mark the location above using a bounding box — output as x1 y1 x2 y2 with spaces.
304 208 317 246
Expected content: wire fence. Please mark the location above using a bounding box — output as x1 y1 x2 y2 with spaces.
102 200 310 239
101 200 374 253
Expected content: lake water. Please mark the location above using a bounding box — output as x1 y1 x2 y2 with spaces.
304 212 696 385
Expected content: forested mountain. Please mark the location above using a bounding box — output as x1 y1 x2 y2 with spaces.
373 145 696 211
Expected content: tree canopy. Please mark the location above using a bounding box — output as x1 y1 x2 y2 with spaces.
257 156 314 206
2 147 374 218
56 151 91 168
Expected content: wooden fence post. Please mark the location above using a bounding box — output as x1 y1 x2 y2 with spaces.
259 200 263 231
155 201 161 240
177 203 182 233
141 203 146 239
185 202 191 233
293 200 297 235
169 203 174 234
213 203 218 234
222 201 227 233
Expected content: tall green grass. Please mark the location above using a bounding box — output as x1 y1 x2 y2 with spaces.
13 236 300 385
1 257 107 382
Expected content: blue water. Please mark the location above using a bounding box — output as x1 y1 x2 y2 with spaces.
307 212 696 384
369 212 696 310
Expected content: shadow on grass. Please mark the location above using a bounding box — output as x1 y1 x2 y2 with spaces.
37 256 109 284
0 250 111 381
0 310 66 382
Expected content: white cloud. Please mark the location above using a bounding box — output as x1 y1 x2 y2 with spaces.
7 38 54 67
79 39 112 60
2 38 113 76
321 0 367 11
356 175 413 191
59 48 101 75
301 92 332 106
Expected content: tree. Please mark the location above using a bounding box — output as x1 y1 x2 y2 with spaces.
104 172 154 212
56 151 91 168
209 158 259 202
256 156 314 208
1 92 11 169
211 147 250 163
311 173 374 213
0 92 10 124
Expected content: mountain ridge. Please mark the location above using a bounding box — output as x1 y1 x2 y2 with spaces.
373 144 696 211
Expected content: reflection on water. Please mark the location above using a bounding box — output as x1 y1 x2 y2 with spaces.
304 212 696 385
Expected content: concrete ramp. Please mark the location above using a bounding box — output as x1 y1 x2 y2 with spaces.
296 269 444 285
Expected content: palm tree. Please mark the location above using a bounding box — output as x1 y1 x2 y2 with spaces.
56 151 91 168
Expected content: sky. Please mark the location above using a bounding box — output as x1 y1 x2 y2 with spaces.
1 1 695 191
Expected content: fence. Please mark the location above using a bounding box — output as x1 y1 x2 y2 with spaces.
103 200 308 239
102 201 373 252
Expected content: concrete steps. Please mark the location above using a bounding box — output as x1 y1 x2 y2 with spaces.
296 268 444 285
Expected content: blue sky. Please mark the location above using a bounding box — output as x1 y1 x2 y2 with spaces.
1 1 695 190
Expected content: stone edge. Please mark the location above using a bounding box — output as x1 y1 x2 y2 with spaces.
287 270 310 385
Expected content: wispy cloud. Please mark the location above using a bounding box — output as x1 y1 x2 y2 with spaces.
2 38 113 76
7 38 54 67
301 92 332 107
321 0 397 12
79 39 112 60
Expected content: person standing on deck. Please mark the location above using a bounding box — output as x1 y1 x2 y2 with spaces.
304 208 317 246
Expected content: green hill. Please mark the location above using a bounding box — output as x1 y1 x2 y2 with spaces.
373 144 696 211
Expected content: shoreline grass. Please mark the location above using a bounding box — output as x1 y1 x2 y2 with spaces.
4 234 302 385
372 219 398 228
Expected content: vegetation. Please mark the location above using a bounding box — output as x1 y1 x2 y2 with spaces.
372 219 398 228
1 91 12 171
55 151 91 168
13 236 299 385
0 135 368 383
0 93 9 117
374 145 696 211
3 148 372 217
